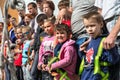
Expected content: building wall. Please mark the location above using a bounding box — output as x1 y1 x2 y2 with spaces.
0 0 19 23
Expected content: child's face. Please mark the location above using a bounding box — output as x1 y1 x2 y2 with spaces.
56 30 67 43
16 28 23 39
24 16 32 26
83 18 102 38
43 21 54 35
22 28 31 40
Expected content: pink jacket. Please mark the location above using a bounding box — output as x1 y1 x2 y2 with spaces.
51 39 77 80
38 36 54 66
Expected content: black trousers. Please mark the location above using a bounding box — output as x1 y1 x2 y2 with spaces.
16 66 24 80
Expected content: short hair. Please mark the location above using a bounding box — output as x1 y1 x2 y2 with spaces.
14 26 23 34
83 11 109 34
43 0 55 11
82 11 104 24
0 22 4 25
22 26 31 32
8 14 11 19
36 14 47 23
27 2 37 8
58 0 69 10
55 23 72 37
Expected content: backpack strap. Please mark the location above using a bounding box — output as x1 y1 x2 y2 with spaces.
79 37 110 79
48 51 70 80
79 57 85 75
94 37 110 80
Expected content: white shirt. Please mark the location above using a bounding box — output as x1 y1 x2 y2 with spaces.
95 0 120 20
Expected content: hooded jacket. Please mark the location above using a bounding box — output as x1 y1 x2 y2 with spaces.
51 39 77 80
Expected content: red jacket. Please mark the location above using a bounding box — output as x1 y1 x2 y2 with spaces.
14 44 23 66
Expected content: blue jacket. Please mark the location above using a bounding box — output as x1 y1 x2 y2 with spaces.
81 36 119 80
22 40 31 65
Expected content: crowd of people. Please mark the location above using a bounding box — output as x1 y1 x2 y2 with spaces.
0 0 120 80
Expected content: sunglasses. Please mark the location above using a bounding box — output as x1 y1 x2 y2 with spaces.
23 32 29 35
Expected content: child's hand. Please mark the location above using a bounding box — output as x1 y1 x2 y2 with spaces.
37 64 42 70
42 64 47 71
80 38 91 53
16 39 22 45
45 65 51 73
14 48 22 53
28 64 32 71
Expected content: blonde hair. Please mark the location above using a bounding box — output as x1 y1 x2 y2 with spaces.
22 26 31 32
44 16 56 24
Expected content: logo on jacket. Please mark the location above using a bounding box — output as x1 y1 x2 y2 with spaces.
86 48 94 63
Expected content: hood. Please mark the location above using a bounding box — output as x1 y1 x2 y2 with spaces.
62 39 75 47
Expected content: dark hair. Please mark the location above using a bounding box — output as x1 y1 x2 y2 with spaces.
28 2 37 8
83 11 109 34
36 14 47 24
10 44 16 50
0 22 4 25
43 1 55 11
44 16 56 24
55 23 72 37
8 14 11 19
58 0 69 10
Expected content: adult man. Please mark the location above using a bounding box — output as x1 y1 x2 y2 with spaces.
103 17 120 49
27 2 38 33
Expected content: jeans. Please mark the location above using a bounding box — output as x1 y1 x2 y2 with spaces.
22 65 32 80
31 52 41 80
5 64 11 80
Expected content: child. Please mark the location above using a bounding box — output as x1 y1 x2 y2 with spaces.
9 17 17 43
80 11 120 80
56 0 72 27
58 0 69 10
24 14 33 26
14 26 24 80
22 26 33 80
37 16 56 80
45 23 78 80
30 13 48 80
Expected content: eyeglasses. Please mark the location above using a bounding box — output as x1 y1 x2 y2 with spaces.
23 32 29 35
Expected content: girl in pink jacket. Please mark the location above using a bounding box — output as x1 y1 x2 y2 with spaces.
37 16 56 80
46 23 78 80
